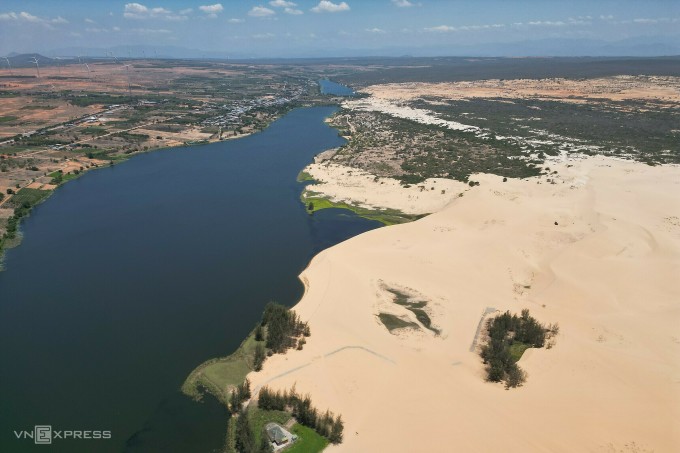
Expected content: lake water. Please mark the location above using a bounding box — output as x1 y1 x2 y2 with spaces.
0 106 380 452
319 79 355 96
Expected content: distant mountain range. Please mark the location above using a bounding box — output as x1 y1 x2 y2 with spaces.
2 35 679 61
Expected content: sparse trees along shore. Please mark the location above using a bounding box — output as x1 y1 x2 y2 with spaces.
251 302 311 372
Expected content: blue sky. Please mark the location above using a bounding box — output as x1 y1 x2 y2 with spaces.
0 1 678 57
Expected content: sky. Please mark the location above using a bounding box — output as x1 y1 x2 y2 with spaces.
0 1 678 57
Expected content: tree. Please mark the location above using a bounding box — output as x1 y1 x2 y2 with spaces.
329 415 344 444
254 324 264 342
506 363 526 388
257 431 273 453
230 389 241 414
235 409 255 453
307 201 314 211
254 344 266 371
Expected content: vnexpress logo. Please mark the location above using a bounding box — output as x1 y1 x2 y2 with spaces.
14 425 111 444
34 425 52 444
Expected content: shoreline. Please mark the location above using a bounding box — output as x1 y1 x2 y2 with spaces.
0 106 296 266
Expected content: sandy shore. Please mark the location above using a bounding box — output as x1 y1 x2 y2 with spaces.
304 161 467 215
248 156 680 452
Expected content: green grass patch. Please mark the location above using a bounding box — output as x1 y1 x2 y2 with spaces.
249 408 292 447
509 341 532 362
181 328 261 404
80 126 107 136
10 188 51 206
0 116 18 123
385 287 439 335
287 424 329 453
302 192 423 226
296 170 315 182
378 313 419 332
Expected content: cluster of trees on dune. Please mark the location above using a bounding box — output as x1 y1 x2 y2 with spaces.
258 385 344 444
480 309 558 388
253 302 310 372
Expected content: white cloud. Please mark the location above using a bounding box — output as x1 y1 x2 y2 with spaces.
228 18 245 23
269 0 296 7
113 26 121 31
0 11 68 27
366 27 386 33
199 4 223 14
633 18 658 24
124 3 188 20
133 27 171 34
599 15 614 20
392 0 415 7
424 25 456 32
526 20 565 26
285 7 303 15
179 8 193 15
125 3 148 14
311 1 350 13
249 6 276 17
85 18 96 24
252 32 275 39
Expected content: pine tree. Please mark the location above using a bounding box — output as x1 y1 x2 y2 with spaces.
254 344 266 371
235 409 255 453
329 415 344 444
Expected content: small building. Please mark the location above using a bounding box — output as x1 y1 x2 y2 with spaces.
265 423 291 446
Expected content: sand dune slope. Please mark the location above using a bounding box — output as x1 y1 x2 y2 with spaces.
248 157 680 452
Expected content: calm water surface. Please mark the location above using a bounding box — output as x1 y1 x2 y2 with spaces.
319 79 355 96
0 106 379 452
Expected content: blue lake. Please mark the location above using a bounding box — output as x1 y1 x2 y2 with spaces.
0 106 380 452
319 79 355 96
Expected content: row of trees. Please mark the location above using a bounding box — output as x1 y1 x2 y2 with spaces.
258 385 344 444
229 379 252 414
480 309 558 388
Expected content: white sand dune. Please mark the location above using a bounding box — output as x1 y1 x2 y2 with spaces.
304 162 467 215
248 156 680 452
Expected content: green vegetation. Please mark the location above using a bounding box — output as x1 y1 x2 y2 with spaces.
49 170 80 185
1 188 52 256
378 313 419 332
0 115 18 123
21 105 57 110
480 309 558 388
228 404 332 453
330 110 542 185
181 329 260 404
287 424 330 453
81 126 107 136
261 302 310 353
182 302 310 404
385 287 439 335
296 171 315 182
411 97 680 165
302 192 422 225
258 385 344 444
6 188 50 207
67 93 135 107
248 408 291 448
